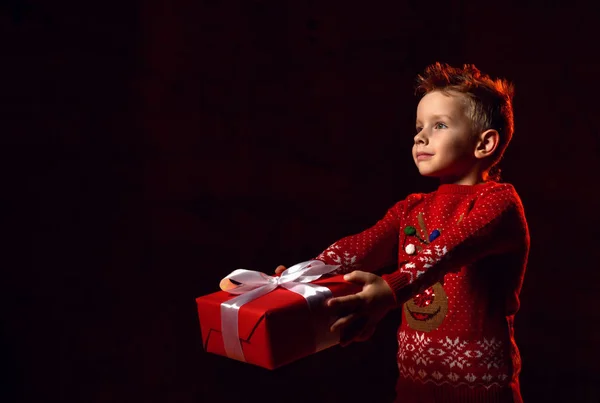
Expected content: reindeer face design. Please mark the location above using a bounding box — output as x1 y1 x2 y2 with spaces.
400 212 456 332
404 281 448 332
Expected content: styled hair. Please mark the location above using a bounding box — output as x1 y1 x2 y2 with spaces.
415 63 515 179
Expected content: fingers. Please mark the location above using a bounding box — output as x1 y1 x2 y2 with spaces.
340 320 375 346
274 265 286 275
327 292 377 346
219 277 237 291
343 270 374 285
327 294 364 316
355 325 376 342
330 312 359 333
339 316 369 346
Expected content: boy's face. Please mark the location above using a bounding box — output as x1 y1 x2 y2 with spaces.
413 91 480 184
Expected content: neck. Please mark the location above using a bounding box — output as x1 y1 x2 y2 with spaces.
439 167 486 185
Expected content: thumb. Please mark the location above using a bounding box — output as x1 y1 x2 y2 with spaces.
343 270 372 285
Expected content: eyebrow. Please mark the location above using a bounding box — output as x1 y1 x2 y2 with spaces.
416 114 453 125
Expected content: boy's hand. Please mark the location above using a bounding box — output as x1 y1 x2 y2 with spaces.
274 265 286 276
327 271 396 346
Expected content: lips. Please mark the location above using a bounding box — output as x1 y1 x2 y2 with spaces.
407 305 441 321
416 152 434 161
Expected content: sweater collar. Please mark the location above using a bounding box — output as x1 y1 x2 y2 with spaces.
436 181 496 194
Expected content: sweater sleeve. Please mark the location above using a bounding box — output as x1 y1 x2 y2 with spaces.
313 201 404 274
382 184 528 305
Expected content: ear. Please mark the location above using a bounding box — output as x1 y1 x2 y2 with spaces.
474 129 499 159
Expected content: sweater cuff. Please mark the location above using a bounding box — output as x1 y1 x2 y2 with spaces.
381 271 412 306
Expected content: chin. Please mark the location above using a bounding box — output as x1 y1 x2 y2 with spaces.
417 168 442 178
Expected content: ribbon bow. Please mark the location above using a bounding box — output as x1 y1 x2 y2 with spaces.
219 260 340 362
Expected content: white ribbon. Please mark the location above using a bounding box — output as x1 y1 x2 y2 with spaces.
219 260 340 362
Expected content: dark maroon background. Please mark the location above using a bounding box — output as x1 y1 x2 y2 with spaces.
2 1 600 402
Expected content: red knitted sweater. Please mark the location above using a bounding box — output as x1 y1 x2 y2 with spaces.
314 181 529 403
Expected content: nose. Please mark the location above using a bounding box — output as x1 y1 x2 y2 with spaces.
414 129 427 145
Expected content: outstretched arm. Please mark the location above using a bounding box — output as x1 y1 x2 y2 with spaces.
310 201 405 274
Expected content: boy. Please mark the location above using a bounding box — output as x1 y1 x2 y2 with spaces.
276 63 529 402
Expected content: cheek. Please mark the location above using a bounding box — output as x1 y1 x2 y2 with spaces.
443 138 470 157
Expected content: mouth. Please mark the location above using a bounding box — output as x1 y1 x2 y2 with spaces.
416 152 434 161
407 305 441 321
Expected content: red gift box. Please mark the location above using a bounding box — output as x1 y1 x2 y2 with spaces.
196 274 361 369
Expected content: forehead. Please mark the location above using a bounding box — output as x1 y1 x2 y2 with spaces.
416 91 469 119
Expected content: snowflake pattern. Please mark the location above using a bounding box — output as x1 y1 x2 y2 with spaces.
441 337 470 369
413 333 435 366
477 338 504 369
447 372 460 382
315 242 359 273
397 331 509 388
398 331 410 361
465 373 477 383
482 373 493 383
398 331 435 366
399 262 417 283
410 244 448 284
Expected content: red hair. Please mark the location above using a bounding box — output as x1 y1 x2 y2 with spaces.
416 63 515 179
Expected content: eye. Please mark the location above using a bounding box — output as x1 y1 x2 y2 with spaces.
434 122 448 130
415 126 423 134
